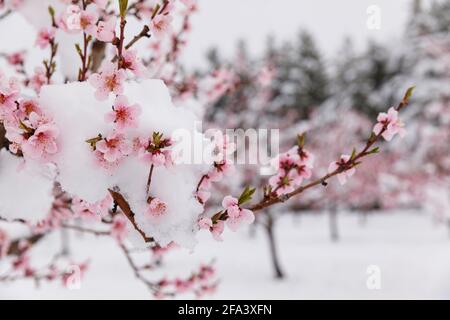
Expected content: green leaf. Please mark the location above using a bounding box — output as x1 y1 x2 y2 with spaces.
85 134 103 150
48 6 55 18
238 186 256 205
403 86 415 102
350 148 357 161
297 133 306 148
368 147 380 155
119 0 129 18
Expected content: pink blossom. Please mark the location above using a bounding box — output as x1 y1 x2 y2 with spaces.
198 217 212 230
226 208 255 232
93 0 108 9
151 14 173 39
208 159 234 182
196 190 211 205
221 195 255 231
72 195 112 220
13 254 31 272
105 95 141 131
58 5 82 32
89 63 126 100
211 220 224 241
93 17 116 42
328 154 356 185
7 51 25 66
121 49 147 77
222 195 240 218
80 10 99 32
111 215 128 242
146 198 168 218
180 0 197 12
30 67 47 93
17 99 41 119
21 123 59 160
35 27 56 49
373 107 406 141
174 279 193 293
0 74 19 115
138 135 172 166
269 170 302 196
96 132 132 163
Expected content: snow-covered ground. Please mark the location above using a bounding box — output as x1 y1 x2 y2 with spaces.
2 211 450 300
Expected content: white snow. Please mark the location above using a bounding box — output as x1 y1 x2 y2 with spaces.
0 150 55 223
39 80 205 247
2 211 450 299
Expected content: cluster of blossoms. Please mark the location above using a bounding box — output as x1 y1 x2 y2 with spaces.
0 230 88 288
198 187 255 241
156 264 217 299
56 2 113 41
328 154 356 185
203 69 236 103
0 74 59 160
268 141 314 196
373 107 406 141
195 134 235 205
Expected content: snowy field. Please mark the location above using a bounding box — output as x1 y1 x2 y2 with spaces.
2 211 450 300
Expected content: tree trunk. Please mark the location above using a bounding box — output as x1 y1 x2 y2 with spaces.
329 207 339 242
264 214 285 279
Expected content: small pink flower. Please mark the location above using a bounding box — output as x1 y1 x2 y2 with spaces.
105 95 141 131
94 17 116 42
111 215 128 242
121 49 147 77
58 5 82 32
180 0 197 12
0 74 19 115
30 67 47 93
138 134 172 167
221 195 240 218
7 51 25 66
151 14 173 39
93 0 108 9
198 217 212 230
196 190 211 205
35 27 56 49
221 195 255 231
268 170 298 196
211 220 225 241
373 107 406 141
21 123 59 160
328 154 355 185
226 208 255 232
96 132 132 163
146 198 167 218
80 10 99 32
17 99 42 118
89 63 126 100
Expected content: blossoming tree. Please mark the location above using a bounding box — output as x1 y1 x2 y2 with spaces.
0 0 416 298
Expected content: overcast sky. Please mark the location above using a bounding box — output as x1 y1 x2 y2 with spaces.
182 0 412 67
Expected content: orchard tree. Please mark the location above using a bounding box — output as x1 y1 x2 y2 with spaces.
0 0 417 297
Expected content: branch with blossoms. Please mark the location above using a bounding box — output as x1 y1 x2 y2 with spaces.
197 87 414 239
0 0 420 300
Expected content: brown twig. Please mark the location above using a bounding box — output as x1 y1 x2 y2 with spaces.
108 189 154 243
118 242 159 292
